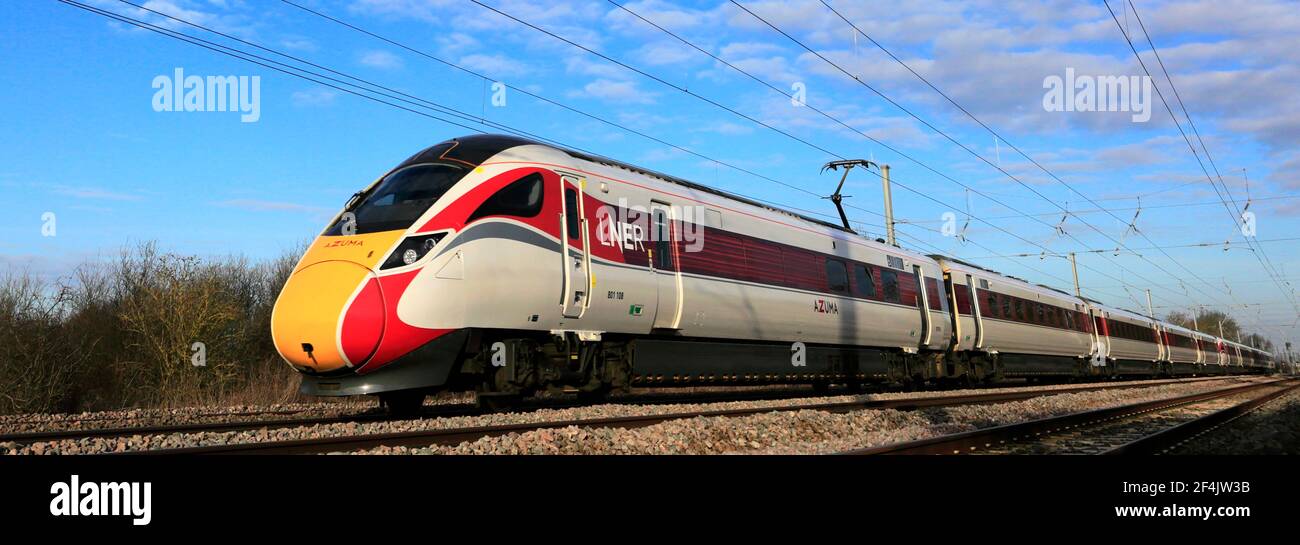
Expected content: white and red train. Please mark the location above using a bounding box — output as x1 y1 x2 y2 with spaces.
270 135 1275 409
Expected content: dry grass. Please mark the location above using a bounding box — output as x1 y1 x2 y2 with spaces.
0 242 310 414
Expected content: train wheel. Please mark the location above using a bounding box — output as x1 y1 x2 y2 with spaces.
379 391 427 417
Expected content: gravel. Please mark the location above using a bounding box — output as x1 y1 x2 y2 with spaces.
0 402 373 435
0 376 1260 455
364 378 1266 455
1174 385 1300 455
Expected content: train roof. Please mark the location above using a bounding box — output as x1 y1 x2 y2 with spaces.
931 255 1085 302
1099 305 1156 323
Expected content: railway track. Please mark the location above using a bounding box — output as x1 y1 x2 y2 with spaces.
1104 380 1300 455
118 377 1244 455
0 385 872 446
837 377 1298 455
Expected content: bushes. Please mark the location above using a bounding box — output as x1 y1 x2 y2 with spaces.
0 273 96 413
0 242 306 414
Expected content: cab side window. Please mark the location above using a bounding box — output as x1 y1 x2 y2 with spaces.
467 173 544 222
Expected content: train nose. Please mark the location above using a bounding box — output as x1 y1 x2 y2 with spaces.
271 260 386 373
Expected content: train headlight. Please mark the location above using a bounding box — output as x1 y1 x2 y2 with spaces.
381 233 446 270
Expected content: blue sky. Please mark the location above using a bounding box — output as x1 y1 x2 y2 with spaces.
3 0 1298 345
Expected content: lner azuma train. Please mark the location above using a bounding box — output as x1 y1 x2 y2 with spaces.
270 135 1275 410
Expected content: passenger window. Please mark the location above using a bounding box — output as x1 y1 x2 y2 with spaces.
466 173 544 222
852 264 876 298
882 270 900 303
1015 300 1025 321
1002 296 1011 319
986 294 998 317
826 260 849 294
1036 304 1044 324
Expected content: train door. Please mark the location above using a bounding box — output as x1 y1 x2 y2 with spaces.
943 271 975 350
1160 326 1169 361
1090 310 1110 367
966 274 985 349
559 175 591 319
912 265 932 346
649 201 683 329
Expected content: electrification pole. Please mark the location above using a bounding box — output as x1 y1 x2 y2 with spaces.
1069 252 1081 298
881 164 896 247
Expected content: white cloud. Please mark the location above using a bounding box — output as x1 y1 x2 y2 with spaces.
438 32 479 55
348 0 460 22
93 0 259 37
291 89 338 107
563 56 628 79
359 50 404 70
632 41 698 66
694 121 754 136
280 37 317 52
606 0 714 31
570 79 657 104
458 53 533 78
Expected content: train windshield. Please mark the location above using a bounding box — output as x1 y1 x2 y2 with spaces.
326 162 470 235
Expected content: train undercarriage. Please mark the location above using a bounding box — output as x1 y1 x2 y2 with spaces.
296 328 1268 414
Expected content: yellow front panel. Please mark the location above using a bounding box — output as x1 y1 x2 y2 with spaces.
272 230 405 371
294 230 406 272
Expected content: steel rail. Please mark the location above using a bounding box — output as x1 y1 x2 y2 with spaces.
837 378 1295 455
1103 381 1300 455
0 387 837 445
6 377 1226 446
121 378 1241 455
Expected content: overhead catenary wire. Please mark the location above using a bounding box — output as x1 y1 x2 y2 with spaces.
734 0 1277 335
607 0 1182 295
95 0 899 244
797 2 1288 336
959 237 1300 258
543 0 1266 332
894 194 1300 224
1103 0 1300 317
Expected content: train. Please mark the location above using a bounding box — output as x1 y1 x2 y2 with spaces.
269 134 1276 411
